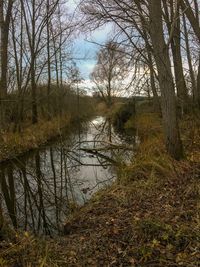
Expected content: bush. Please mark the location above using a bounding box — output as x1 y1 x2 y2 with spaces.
113 99 136 130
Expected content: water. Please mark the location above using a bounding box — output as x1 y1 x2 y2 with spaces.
0 117 135 235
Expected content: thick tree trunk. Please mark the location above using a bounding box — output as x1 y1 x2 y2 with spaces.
147 51 161 113
31 57 38 124
149 0 183 160
0 24 9 96
193 0 200 105
135 2 161 112
163 1 188 110
180 0 200 43
47 0 51 119
0 195 3 234
183 14 199 106
0 0 13 96
196 57 200 108
0 0 4 127
0 0 13 127
31 0 38 124
171 12 188 107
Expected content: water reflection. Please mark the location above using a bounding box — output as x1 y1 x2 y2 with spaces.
0 117 136 235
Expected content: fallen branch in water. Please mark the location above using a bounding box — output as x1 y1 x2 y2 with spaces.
80 148 121 165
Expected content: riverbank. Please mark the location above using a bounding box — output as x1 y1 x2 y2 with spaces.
0 112 200 266
0 113 92 163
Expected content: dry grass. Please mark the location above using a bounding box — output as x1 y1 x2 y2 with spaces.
0 115 71 162
0 112 200 266
0 232 61 267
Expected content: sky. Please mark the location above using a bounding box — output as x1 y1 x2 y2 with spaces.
73 25 112 79
73 26 113 93
67 0 140 97
67 0 113 92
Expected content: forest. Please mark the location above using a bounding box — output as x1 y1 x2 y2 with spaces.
0 0 200 266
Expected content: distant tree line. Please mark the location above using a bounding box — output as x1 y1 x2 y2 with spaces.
1 0 200 160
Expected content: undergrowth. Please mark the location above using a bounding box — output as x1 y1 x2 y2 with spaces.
0 111 200 266
0 232 59 267
0 115 72 162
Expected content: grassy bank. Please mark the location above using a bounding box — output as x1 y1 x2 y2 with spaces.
0 115 72 162
0 112 200 266
0 116 72 161
0 85 95 162
0 108 94 163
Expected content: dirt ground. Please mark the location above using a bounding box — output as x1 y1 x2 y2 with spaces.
45 161 200 267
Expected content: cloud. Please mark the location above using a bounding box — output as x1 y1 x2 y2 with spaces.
73 24 113 79
67 0 114 80
79 79 95 95
67 0 79 12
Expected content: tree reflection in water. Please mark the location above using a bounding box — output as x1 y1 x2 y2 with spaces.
0 117 136 235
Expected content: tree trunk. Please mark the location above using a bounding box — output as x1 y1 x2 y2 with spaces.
47 0 51 119
149 0 183 160
0 21 9 97
31 55 38 124
163 0 188 110
135 2 161 112
180 0 200 43
183 14 198 106
196 57 200 108
147 50 161 113
171 7 188 107
0 0 13 96
31 0 38 124
0 0 13 127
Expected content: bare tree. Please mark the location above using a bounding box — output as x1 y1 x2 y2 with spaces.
0 0 13 95
91 41 129 107
80 0 184 159
149 0 183 159
0 0 14 126
180 0 200 42
162 0 188 110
